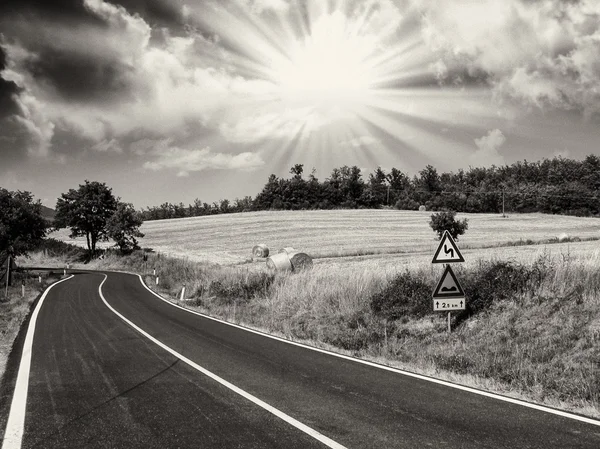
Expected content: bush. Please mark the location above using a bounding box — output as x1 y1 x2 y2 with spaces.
459 261 534 320
429 210 468 240
370 271 431 320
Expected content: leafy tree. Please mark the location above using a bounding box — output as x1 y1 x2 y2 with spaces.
429 210 469 240
106 202 144 253
55 180 118 256
0 188 47 258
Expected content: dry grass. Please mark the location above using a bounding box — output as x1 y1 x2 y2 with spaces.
48 210 600 265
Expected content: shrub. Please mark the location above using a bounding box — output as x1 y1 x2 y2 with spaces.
429 210 468 240
459 261 533 319
370 271 431 320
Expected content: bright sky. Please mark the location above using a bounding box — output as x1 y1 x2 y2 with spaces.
1 0 599 208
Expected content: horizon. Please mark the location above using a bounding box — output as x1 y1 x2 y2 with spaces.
1 0 599 209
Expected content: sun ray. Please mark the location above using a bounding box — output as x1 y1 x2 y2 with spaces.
182 0 496 174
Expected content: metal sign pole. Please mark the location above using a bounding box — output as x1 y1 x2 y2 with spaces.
446 263 451 333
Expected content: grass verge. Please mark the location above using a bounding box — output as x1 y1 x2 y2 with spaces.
18 240 600 419
0 271 64 381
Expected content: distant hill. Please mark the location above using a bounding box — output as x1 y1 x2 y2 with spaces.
41 205 56 221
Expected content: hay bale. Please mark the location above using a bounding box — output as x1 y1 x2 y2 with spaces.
266 252 293 271
252 244 269 258
278 247 296 254
418 205 426 211
288 252 313 271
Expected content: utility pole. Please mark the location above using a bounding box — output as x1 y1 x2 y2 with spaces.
502 186 505 218
387 185 390 206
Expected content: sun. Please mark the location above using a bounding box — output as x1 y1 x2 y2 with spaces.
272 12 377 109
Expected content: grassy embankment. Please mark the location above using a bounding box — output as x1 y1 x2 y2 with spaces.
31 210 600 417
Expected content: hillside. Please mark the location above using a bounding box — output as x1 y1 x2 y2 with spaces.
50 209 600 265
40 205 55 221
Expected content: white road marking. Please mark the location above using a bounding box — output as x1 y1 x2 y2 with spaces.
98 275 347 449
135 273 600 428
2 276 75 449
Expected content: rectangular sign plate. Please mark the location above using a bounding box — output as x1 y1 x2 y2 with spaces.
433 298 465 311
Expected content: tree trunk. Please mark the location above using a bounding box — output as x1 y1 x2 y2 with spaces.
86 232 91 254
91 233 97 256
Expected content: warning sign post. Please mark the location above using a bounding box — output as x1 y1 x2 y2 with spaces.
431 231 466 332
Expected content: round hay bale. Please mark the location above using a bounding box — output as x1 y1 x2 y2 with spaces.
278 247 296 254
252 244 269 258
418 205 426 211
289 252 313 271
266 252 293 271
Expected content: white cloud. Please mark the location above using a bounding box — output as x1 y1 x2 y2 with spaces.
142 145 265 175
219 107 331 143
340 135 381 148
471 129 506 167
235 0 291 14
91 139 123 153
414 0 600 119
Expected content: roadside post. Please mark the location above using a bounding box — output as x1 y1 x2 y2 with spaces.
432 230 466 332
180 284 186 301
21 279 25 298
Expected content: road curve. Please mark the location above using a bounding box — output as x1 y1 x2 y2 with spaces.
2 271 600 448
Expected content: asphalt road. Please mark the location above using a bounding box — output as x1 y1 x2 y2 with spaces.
2 271 600 448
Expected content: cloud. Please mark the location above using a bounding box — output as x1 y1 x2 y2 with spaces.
415 0 600 119
0 0 282 162
235 0 291 14
340 135 382 148
141 142 265 176
471 129 506 167
219 106 331 143
91 138 123 153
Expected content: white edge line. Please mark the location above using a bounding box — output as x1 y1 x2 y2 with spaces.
2 275 75 449
97 275 347 449
132 272 600 427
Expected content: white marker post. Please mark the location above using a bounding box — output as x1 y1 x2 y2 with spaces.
180 284 186 301
155 276 159 286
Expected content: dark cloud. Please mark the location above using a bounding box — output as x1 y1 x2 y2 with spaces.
0 0 186 29
0 46 22 120
23 46 135 104
0 0 106 26
116 0 187 31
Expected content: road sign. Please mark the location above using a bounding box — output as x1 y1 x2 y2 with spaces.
433 298 465 311
432 265 465 299
432 230 464 264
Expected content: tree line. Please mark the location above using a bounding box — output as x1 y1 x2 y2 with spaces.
140 155 600 220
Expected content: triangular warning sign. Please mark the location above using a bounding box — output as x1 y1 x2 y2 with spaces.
433 265 465 299
432 230 465 264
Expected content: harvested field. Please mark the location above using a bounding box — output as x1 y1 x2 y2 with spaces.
49 210 600 265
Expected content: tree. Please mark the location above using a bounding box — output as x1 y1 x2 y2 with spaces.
106 202 144 253
0 188 47 258
429 210 469 240
54 181 118 256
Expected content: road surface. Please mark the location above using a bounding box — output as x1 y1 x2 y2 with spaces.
1 271 599 448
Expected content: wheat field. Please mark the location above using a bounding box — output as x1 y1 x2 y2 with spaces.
50 209 600 265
